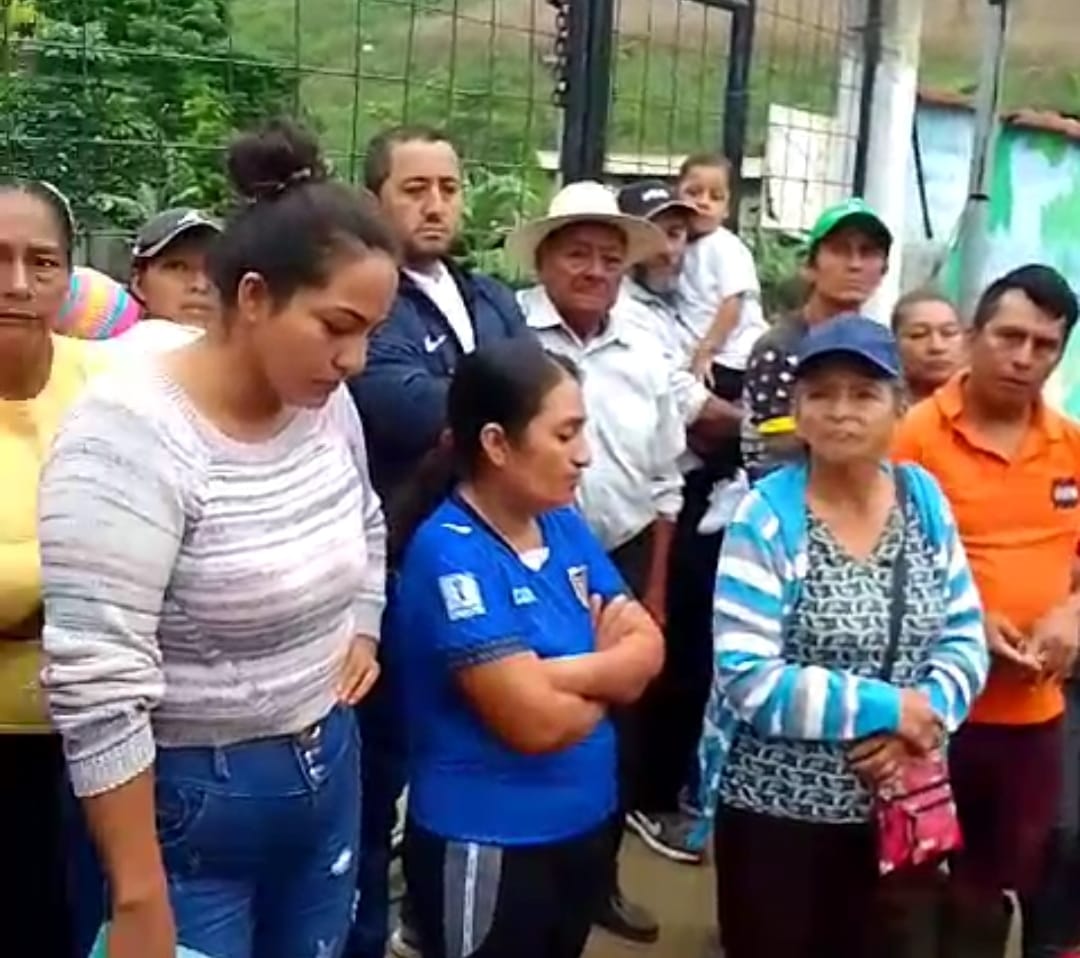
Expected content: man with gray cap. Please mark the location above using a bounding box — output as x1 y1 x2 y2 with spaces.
614 180 744 865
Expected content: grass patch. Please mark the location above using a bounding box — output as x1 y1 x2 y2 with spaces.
920 47 1080 115
230 0 559 177
230 0 841 175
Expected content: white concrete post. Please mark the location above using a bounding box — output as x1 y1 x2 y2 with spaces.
859 0 926 323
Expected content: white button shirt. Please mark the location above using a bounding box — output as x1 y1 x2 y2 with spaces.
615 279 711 427
403 262 477 353
518 285 685 552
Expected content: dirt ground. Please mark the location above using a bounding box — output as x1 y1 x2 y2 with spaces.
583 837 717 958
583 835 1023 958
386 828 1022 957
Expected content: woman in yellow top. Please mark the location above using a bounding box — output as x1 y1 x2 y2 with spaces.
0 178 101 954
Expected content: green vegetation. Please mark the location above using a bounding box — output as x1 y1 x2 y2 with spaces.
920 46 1080 117
1 0 295 230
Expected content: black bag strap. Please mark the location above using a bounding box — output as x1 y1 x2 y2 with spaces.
879 466 909 683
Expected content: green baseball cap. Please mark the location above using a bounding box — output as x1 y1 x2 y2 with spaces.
807 197 892 255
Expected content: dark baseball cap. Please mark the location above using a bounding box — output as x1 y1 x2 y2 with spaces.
132 208 221 260
807 198 892 255
617 180 696 222
796 314 901 379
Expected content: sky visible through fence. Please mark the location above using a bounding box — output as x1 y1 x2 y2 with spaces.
1 0 867 276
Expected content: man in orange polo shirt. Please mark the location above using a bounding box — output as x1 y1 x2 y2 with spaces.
893 265 1080 957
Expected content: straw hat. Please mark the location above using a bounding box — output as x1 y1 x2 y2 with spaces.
505 181 667 274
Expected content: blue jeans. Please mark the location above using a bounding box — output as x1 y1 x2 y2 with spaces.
347 669 407 958
157 706 361 958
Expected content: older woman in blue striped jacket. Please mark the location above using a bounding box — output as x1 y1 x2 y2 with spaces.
696 316 988 958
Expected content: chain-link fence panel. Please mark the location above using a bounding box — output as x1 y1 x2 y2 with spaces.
2 0 874 283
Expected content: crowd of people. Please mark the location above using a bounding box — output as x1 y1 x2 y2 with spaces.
2 113 1080 958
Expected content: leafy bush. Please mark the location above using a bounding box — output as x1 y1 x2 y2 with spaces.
748 228 807 316
2 0 296 233
457 165 550 285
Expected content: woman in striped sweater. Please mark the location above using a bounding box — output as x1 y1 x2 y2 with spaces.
39 120 399 958
697 316 989 958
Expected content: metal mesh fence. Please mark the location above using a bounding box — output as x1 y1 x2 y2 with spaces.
601 0 863 201
750 0 867 229
600 0 868 308
743 0 869 307
1 0 871 285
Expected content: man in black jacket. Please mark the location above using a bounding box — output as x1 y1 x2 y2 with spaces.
349 125 528 498
347 126 528 958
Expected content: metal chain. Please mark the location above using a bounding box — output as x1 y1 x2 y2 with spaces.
546 0 570 108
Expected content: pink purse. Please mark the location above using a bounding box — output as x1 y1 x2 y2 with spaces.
869 468 963 876
874 751 962 875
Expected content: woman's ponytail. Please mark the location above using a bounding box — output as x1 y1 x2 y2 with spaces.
386 438 457 568
386 339 580 567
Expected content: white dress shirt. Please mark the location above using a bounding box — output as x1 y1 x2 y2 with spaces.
404 262 476 354
517 285 685 552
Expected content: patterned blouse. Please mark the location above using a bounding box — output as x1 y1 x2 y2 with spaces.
720 504 947 824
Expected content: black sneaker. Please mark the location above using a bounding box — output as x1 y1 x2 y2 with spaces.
626 810 706 864
595 889 660 944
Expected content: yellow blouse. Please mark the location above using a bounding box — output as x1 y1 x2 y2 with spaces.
0 335 101 733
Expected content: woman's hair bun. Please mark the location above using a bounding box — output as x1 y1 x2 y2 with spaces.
226 117 328 203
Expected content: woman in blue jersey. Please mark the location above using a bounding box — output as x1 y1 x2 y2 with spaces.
390 336 664 958
696 316 989 958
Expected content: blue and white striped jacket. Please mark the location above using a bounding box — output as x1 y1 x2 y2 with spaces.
695 461 988 825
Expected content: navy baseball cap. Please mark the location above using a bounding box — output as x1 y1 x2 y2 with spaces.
796 314 901 379
617 180 696 221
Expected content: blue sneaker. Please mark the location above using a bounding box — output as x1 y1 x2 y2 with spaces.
626 810 706 864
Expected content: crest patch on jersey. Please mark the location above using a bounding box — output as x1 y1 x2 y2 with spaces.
567 565 589 608
439 573 485 621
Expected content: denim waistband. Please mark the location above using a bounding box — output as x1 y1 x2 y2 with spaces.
155 705 356 798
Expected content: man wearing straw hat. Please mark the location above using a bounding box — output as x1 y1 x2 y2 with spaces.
509 181 685 945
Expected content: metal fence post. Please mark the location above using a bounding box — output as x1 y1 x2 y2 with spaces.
558 0 616 183
684 0 754 229
722 0 756 231
852 0 883 196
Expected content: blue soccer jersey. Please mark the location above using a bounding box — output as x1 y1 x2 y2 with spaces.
392 496 624 845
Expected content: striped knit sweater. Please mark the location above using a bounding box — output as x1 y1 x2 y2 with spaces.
39 367 386 797
695 461 988 824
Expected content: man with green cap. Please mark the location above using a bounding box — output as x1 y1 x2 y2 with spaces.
741 197 893 480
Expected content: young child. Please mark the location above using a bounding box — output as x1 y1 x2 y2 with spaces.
677 152 766 533
677 152 767 394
